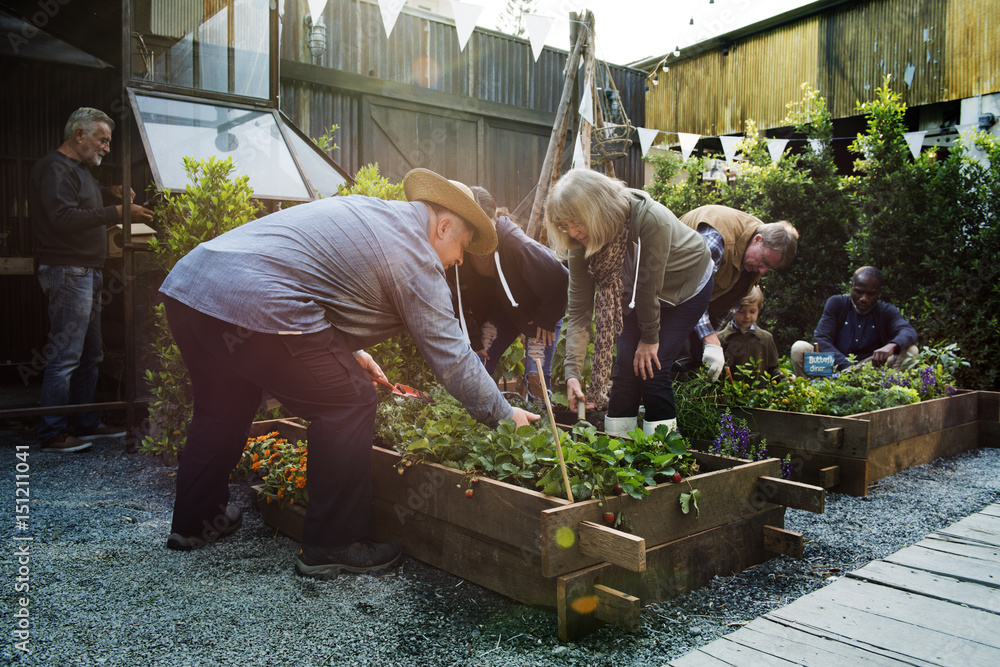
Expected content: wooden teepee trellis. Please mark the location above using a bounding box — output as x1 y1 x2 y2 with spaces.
525 11 632 242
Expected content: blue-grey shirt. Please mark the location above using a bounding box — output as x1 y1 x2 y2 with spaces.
160 195 512 426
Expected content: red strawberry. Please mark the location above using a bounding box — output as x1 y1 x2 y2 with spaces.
671 472 682 483
612 484 623 495
465 489 474 498
603 512 615 524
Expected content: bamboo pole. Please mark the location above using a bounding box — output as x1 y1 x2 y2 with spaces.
534 357 574 503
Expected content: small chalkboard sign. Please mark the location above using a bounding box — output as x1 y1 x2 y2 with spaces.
804 352 835 377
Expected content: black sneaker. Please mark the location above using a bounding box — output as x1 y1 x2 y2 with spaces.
166 504 243 551
295 540 401 580
40 432 92 453
75 423 126 441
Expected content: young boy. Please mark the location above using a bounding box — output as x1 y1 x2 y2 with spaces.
717 286 781 382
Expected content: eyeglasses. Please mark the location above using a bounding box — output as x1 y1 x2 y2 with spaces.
556 221 585 234
759 253 780 271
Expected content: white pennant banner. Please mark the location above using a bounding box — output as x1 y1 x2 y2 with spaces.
572 131 587 169
637 127 660 158
306 0 328 22
578 72 594 125
523 13 554 62
766 138 789 164
719 135 741 164
903 130 927 159
450 1 483 52
378 0 406 38
809 138 824 154
678 132 701 161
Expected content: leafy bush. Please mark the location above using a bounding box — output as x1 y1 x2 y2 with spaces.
141 157 262 460
644 79 998 390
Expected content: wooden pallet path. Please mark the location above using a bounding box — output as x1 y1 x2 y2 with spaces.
669 503 1000 666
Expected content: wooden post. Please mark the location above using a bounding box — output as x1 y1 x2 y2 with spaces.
525 11 590 241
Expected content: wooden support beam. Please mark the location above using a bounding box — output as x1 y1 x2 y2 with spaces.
594 584 641 632
763 525 804 558
578 521 646 572
0 257 33 275
525 11 590 240
819 465 841 489
824 427 844 448
757 476 825 514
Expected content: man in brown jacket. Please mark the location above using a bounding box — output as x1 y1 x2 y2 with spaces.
679 205 799 380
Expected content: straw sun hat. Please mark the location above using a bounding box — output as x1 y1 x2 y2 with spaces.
403 168 497 255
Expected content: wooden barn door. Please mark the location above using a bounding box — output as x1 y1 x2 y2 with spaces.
362 96 483 187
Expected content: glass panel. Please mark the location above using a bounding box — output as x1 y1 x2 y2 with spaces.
134 93 310 200
132 0 270 99
284 126 351 198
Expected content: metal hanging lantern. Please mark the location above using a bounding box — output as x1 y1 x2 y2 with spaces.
591 62 633 161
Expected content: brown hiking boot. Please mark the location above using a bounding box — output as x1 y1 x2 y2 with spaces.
40 432 92 453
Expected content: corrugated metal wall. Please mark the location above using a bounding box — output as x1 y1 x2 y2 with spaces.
646 0 999 137
279 0 647 214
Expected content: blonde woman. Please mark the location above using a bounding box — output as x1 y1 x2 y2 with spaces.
545 169 713 437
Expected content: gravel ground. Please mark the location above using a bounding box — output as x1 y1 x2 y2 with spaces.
2 418 998 667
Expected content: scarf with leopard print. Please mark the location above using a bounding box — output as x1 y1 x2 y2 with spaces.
586 223 630 408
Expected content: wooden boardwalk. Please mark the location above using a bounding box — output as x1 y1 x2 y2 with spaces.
670 503 1000 666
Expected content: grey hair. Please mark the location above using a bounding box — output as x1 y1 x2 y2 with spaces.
758 220 799 269
64 107 114 141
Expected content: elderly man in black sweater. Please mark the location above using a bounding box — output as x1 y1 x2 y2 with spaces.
29 107 153 452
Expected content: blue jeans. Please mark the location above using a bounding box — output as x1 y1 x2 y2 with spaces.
481 314 561 399
607 280 713 421
36 265 104 441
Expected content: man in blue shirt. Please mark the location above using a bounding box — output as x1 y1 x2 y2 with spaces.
159 168 539 579
791 266 918 376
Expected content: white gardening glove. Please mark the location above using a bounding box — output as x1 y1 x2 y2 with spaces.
702 344 725 381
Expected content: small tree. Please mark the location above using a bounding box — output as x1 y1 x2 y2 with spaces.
495 0 536 37
141 157 262 461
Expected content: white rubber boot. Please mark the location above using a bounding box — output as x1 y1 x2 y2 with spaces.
603 416 637 438
642 418 678 437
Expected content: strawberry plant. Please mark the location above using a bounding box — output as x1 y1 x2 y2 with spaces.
378 387 699 502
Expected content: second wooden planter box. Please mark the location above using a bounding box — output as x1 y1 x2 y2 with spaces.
728 390 999 496
248 418 824 640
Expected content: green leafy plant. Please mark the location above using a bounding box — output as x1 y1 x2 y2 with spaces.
312 124 340 155
377 386 699 503
141 157 263 461
679 488 702 517
338 163 406 199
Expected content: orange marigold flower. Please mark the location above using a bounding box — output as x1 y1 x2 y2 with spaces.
296 477 307 488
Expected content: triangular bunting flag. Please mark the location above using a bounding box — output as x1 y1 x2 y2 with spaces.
678 132 701 161
719 135 741 164
450 1 483 52
572 131 587 169
378 0 406 38
809 138 823 154
766 138 789 164
637 127 660 158
903 130 927 159
523 13 554 62
306 0 328 22
578 72 594 125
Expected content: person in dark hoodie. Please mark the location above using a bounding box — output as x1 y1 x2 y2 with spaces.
545 169 713 437
450 187 568 405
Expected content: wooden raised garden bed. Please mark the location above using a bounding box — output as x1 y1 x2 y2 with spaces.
248 418 824 640
727 390 999 497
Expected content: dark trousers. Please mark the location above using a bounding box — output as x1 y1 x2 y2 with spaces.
164 297 377 547
607 280 713 421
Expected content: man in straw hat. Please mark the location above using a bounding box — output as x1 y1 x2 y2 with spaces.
157 168 539 578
